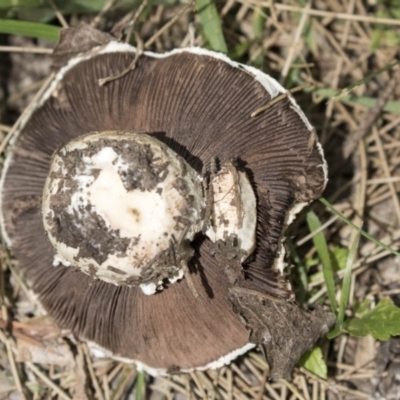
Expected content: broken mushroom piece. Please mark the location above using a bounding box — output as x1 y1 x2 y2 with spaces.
42 131 205 294
205 160 257 263
0 24 331 378
42 131 259 295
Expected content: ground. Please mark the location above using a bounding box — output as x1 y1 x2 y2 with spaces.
0 0 400 399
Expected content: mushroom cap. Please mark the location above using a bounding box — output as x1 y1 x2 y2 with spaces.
0 36 327 372
42 131 204 289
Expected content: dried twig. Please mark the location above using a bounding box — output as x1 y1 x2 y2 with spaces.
124 0 148 43
343 68 400 159
0 330 27 400
91 0 118 28
0 46 53 54
281 1 311 80
245 0 400 25
81 344 105 400
26 361 71 400
98 32 144 86
251 83 312 117
47 0 69 28
144 0 195 49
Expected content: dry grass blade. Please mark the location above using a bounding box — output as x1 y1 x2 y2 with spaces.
25 361 71 400
144 1 195 48
123 0 148 44
47 0 69 29
245 1 400 25
91 0 119 28
81 344 105 400
0 46 53 54
251 84 312 117
343 68 400 159
0 331 27 400
98 32 144 86
281 1 311 80
1 0 400 398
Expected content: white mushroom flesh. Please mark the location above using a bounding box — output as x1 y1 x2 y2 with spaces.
42 131 204 292
205 162 257 261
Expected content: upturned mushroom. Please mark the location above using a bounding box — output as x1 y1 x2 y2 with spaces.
0 23 331 378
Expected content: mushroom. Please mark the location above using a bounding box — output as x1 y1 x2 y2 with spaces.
42 130 205 294
0 24 331 378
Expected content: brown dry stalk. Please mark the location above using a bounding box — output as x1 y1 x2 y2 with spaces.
144 0 195 48
0 46 53 54
26 361 71 400
98 32 144 86
47 0 69 28
245 0 400 26
91 0 119 28
343 68 400 159
251 83 312 117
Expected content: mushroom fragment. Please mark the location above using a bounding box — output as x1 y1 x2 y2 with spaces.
42 131 204 293
205 160 257 263
0 23 331 378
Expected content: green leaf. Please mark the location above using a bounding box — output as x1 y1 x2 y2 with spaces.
353 298 372 317
299 347 327 379
343 298 400 340
305 257 319 270
326 325 342 340
196 0 227 53
306 210 338 314
0 19 59 40
308 270 323 283
330 247 349 271
229 40 251 59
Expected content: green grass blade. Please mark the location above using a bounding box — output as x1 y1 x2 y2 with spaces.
332 60 400 99
308 60 399 101
252 7 265 39
312 88 400 114
0 0 44 7
287 239 308 303
320 198 400 257
135 370 145 400
0 19 59 41
196 0 227 53
337 225 361 326
344 96 400 113
306 210 338 314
